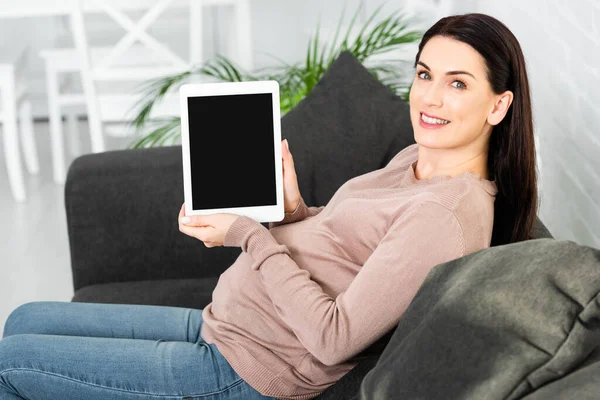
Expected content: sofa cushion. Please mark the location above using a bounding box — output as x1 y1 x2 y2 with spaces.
281 51 414 208
72 278 219 310
359 238 600 399
520 348 600 400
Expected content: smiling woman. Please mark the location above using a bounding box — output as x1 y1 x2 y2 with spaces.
407 13 538 246
410 36 513 180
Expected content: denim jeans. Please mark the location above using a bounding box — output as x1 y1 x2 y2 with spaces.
0 301 277 400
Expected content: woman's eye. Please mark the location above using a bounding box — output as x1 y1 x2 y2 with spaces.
417 71 466 90
452 80 467 89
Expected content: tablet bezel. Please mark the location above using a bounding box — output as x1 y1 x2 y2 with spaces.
179 80 284 223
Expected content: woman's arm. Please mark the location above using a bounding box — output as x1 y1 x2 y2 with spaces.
224 201 465 366
268 196 325 229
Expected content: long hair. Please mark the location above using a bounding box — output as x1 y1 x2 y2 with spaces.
413 13 539 246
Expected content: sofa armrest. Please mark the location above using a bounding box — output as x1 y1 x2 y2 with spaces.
65 145 241 292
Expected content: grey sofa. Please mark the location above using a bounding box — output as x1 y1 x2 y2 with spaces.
65 52 555 399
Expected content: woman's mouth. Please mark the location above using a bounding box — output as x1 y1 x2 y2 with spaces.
420 112 451 129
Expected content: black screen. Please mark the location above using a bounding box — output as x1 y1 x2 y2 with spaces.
187 93 277 210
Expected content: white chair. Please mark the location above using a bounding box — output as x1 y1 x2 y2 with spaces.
41 0 253 184
0 47 40 202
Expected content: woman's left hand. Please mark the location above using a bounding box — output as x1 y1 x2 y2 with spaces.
178 203 240 248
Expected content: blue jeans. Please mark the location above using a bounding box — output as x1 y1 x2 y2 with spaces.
0 301 277 400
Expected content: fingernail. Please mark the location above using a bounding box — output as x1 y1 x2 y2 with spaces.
285 139 290 152
180 217 190 224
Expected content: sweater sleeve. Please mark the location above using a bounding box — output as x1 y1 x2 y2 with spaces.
223 202 465 367
268 196 325 229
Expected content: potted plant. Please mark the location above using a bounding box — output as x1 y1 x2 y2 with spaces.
127 3 423 149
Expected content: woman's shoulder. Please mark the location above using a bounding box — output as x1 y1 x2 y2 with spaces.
428 180 497 251
430 178 496 216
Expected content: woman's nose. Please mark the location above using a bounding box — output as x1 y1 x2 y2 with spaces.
422 82 444 107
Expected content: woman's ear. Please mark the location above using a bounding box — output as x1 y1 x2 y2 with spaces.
488 90 514 126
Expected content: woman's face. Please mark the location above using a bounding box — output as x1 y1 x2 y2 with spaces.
409 35 509 150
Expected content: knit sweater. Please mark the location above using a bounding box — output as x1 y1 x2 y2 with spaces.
200 143 498 399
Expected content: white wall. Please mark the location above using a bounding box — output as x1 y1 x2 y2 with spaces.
1 0 598 248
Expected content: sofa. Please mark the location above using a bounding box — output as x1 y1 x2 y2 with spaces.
65 52 600 399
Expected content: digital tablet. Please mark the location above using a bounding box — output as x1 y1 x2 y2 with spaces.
179 81 284 223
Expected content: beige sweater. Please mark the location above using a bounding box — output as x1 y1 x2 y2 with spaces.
200 143 498 399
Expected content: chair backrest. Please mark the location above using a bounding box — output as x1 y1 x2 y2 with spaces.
68 0 202 148
71 0 199 77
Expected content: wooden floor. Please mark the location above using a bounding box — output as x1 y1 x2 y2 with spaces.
0 120 131 337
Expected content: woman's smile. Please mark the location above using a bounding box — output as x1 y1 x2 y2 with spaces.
419 112 451 129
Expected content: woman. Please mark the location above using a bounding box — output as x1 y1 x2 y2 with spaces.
0 12 537 400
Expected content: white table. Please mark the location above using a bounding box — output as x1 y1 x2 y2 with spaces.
0 1 110 18
0 0 244 18
0 1 72 18
0 1 179 17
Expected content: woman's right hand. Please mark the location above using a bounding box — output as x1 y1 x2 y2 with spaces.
281 139 301 213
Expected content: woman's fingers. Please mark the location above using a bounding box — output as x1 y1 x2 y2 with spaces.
178 204 185 228
180 223 211 241
178 204 192 235
282 140 295 175
280 139 301 213
284 140 294 166
178 203 215 248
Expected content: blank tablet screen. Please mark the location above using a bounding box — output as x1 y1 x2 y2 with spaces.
186 93 277 210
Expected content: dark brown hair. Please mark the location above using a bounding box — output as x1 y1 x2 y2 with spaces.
414 13 539 246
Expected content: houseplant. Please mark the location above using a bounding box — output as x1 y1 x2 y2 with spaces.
127 3 423 149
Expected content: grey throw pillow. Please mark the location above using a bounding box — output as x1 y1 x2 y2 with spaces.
359 238 600 400
281 51 414 207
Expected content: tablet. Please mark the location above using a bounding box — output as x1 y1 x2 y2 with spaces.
179 81 284 223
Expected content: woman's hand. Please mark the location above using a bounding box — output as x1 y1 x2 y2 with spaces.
281 139 301 213
178 203 240 248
